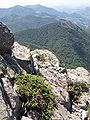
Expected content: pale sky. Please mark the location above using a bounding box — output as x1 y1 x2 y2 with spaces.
0 0 90 8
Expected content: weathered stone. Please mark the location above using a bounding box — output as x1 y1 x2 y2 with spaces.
12 42 30 60
12 42 37 74
0 54 21 119
31 49 60 67
0 22 14 54
67 67 90 84
3 53 22 74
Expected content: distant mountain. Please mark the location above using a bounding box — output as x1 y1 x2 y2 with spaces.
0 5 60 32
57 6 90 28
0 5 90 32
14 19 90 70
25 4 61 17
0 5 35 19
77 7 90 17
6 14 57 32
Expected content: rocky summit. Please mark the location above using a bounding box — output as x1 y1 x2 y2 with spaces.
0 22 90 120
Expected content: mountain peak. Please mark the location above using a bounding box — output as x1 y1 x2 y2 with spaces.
59 19 81 30
10 5 23 9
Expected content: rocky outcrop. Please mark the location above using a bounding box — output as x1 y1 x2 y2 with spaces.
67 67 90 83
59 19 82 31
30 50 71 119
12 42 30 60
0 22 14 54
0 23 21 120
31 49 60 67
12 42 36 74
31 49 90 120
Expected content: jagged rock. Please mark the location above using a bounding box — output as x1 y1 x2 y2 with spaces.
31 49 60 67
12 42 30 60
3 53 22 74
31 49 68 98
0 54 21 120
0 22 14 54
67 67 90 84
12 42 37 74
6 67 15 78
0 77 17 119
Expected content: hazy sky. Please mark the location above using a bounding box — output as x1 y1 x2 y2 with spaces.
0 0 90 8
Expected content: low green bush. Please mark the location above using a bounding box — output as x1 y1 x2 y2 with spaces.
67 79 89 101
15 74 55 119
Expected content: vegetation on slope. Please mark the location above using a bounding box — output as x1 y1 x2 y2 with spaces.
14 20 90 70
15 74 55 119
67 79 89 112
6 15 57 32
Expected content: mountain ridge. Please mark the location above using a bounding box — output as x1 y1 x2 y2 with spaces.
0 4 90 32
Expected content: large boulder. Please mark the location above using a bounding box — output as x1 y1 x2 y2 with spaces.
31 49 60 67
0 22 14 54
12 42 37 74
12 42 30 60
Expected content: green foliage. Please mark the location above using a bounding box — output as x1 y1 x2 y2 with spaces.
15 74 55 119
14 21 90 70
67 79 89 101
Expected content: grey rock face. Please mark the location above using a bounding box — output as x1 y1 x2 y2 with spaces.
0 22 14 54
12 42 37 74
0 55 21 120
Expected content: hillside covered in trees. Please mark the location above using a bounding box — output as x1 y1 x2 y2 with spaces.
14 19 90 70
